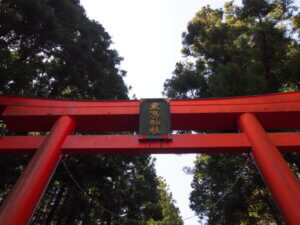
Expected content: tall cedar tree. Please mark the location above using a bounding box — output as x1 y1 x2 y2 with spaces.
146 178 183 225
164 0 300 224
0 0 184 224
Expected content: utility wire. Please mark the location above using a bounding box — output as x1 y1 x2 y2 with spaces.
182 156 250 221
62 159 143 224
63 155 250 224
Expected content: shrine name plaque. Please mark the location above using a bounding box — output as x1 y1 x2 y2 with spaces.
139 99 171 141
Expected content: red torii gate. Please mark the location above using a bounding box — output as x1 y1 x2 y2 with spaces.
0 92 299 225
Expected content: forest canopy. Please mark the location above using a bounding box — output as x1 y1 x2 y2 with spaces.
0 0 299 224
0 1 183 225
164 0 300 224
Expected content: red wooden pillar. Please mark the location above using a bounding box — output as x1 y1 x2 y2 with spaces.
238 113 300 225
0 116 76 225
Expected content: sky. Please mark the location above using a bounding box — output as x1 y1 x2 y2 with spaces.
78 1 231 224
79 0 298 224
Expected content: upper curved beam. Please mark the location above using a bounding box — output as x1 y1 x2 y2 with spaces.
1 91 300 131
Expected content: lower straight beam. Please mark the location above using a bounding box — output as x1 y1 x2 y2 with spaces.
1 133 300 155
0 116 76 225
238 113 300 225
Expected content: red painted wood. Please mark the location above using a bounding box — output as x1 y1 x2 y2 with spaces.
0 133 299 155
1 92 300 225
1 91 300 131
238 113 300 225
0 116 76 225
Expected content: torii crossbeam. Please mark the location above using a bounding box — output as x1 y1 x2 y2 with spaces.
0 92 299 225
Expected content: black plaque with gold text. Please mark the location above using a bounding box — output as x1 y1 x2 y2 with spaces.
139 99 171 141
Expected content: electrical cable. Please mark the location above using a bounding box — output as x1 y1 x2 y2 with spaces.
63 155 250 223
182 156 250 221
62 159 143 224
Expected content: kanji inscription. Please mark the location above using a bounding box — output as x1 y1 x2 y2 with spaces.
139 99 171 140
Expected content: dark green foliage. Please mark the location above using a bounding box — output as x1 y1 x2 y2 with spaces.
0 0 128 99
146 179 183 225
189 154 285 224
164 0 300 99
30 155 163 225
163 0 300 224
0 0 183 224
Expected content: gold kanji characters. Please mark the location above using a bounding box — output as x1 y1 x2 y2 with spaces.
149 126 160 134
150 102 160 110
150 110 160 118
149 119 160 127
149 102 161 135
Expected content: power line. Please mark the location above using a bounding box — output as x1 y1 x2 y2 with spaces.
63 155 250 224
62 159 143 224
182 156 250 221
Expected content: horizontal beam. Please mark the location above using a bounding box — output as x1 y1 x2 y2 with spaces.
1 92 300 131
0 133 299 155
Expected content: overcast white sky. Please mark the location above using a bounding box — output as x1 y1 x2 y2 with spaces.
80 0 299 224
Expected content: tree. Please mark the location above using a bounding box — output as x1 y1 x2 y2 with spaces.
164 0 300 224
146 178 184 225
30 155 164 225
164 0 299 99
0 1 182 224
0 0 128 100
